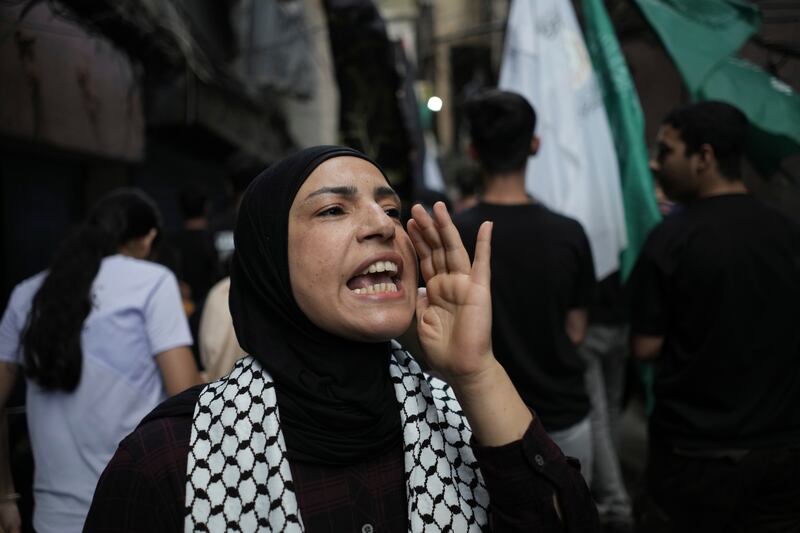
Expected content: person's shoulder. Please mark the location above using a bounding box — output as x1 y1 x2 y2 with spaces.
681 194 796 236
207 277 231 300
454 202 532 229
750 198 800 232
105 254 172 274
119 384 204 462
637 218 673 258
642 206 689 244
1 272 46 333
143 383 205 424
103 255 178 285
452 204 484 228
9 271 48 303
538 207 589 238
118 413 191 467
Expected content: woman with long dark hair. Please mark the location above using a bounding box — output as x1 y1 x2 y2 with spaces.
0 188 202 533
84 148 599 531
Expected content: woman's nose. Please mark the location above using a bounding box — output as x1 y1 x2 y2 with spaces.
358 205 396 242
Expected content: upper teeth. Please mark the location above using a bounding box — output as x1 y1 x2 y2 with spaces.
361 260 398 275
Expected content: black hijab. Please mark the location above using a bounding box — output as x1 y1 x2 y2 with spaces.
229 146 403 465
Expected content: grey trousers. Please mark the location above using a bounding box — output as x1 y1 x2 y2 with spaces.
548 416 594 488
580 324 632 523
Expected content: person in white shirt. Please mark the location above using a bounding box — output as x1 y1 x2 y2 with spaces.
0 188 203 533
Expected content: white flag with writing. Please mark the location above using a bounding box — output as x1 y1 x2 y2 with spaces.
499 0 627 279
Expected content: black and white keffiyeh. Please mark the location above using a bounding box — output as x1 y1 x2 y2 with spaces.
185 342 490 532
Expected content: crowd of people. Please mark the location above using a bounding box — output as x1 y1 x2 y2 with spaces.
0 90 798 533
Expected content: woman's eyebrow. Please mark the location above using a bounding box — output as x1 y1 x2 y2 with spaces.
374 186 400 203
302 185 358 203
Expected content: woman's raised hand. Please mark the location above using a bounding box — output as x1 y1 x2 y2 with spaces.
407 202 495 381
408 202 532 446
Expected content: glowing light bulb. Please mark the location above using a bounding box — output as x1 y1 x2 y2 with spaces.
427 96 443 112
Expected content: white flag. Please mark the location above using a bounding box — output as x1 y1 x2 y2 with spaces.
499 0 627 279
423 132 447 192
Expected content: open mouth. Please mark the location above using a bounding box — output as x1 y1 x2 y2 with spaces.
346 260 401 295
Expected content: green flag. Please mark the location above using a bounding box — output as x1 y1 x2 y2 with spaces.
700 58 800 176
582 0 661 279
635 0 760 94
636 0 800 175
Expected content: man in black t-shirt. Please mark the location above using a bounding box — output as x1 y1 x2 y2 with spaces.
630 101 800 532
454 90 596 484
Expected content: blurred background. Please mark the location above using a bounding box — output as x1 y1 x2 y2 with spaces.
1 0 799 530
1 0 798 303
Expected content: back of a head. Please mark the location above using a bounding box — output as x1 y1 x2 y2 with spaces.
88 188 162 247
23 188 162 391
465 89 537 174
663 101 749 180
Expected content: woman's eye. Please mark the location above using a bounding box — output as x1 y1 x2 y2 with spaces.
384 207 401 219
318 206 344 217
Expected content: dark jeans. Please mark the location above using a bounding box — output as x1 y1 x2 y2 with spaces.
637 441 800 533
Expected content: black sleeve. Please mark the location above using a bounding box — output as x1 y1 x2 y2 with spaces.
569 224 596 309
628 234 667 336
473 414 600 532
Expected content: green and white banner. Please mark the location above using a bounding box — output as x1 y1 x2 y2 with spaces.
500 0 628 280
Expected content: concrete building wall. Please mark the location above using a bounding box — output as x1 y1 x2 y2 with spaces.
0 2 144 161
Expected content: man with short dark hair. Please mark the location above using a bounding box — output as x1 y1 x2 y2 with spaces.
454 89 597 482
630 101 800 531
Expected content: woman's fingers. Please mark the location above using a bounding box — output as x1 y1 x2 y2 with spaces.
415 287 429 317
409 202 471 275
407 219 435 282
431 202 471 274
410 204 448 274
471 221 493 287
409 202 490 290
